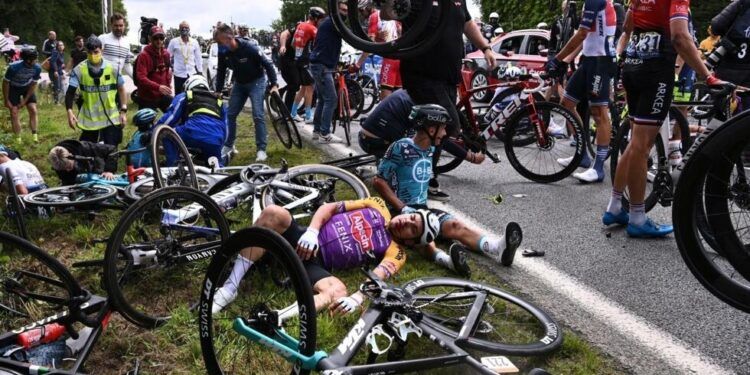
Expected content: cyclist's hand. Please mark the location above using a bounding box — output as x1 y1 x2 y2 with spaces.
401 206 417 215
468 151 486 164
279 46 286 55
484 48 496 70
545 58 567 78
332 293 364 316
296 228 319 260
101 172 116 180
67 110 78 130
4 100 12 109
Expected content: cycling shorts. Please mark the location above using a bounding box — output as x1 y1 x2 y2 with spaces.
280 216 332 286
622 60 675 126
563 56 616 106
380 58 402 90
297 61 313 86
8 85 37 106
279 57 301 89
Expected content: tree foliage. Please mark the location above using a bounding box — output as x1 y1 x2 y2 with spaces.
0 0 127 50
275 0 327 31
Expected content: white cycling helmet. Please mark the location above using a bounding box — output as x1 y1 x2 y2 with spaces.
536 22 549 29
185 75 209 91
358 0 372 9
416 209 441 244
494 27 504 37
489 12 500 21
501 66 523 80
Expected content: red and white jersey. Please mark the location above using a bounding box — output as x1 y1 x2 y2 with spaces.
580 0 618 57
368 11 399 43
630 0 690 35
293 21 317 60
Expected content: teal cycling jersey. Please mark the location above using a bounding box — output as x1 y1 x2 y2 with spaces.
377 138 433 206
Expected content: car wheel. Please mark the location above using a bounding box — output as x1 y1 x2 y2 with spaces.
471 69 491 103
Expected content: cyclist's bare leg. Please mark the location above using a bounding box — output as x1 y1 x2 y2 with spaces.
590 104 611 147
619 123 659 204
9 105 21 136
27 103 38 136
303 85 313 113
312 276 348 312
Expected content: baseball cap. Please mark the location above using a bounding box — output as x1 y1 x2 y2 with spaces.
150 26 165 37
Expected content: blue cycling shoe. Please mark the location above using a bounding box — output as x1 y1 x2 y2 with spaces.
602 210 629 226
626 218 673 238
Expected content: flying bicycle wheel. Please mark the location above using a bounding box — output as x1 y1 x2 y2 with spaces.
504 101 585 183
150 125 199 191
403 277 562 356
260 164 370 222
103 187 229 328
434 111 477 175
265 91 294 149
199 227 317 375
22 184 118 208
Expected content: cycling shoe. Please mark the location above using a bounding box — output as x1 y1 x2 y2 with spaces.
602 210 629 226
626 218 673 238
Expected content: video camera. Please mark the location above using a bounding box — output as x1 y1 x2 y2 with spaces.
139 16 158 45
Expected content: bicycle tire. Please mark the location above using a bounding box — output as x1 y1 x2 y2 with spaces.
434 111 472 175
358 75 378 114
6 170 28 240
22 184 118 208
103 186 230 328
266 91 294 149
199 227 317 375
124 175 217 202
504 101 584 183
150 125 199 191
346 78 364 119
673 111 750 313
402 277 563 356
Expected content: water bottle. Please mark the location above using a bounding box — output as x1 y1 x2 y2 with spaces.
17 323 66 349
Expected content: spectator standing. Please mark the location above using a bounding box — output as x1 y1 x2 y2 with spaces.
49 41 66 105
65 36 127 147
135 26 173 111
167 21 204 94
1 29 19 61
214 23 278 162
99 13 134 77
291 7 327 123
69 36 88 69
41 31 56 58
2 47 41 143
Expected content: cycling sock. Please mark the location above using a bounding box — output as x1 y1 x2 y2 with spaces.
305 107 313 119
432 249 454 271
291 103 299 117
668 140 683 167
478 236 505 256
607 190 623 214
277 302 299 325
629 203 646 226
223 255 253 295
593 145 608 178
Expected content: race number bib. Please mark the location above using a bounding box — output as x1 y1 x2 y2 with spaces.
627 32 663 60
295 47 304 58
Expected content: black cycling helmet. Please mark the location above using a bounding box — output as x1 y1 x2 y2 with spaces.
309 6 327 19
19 46 38 61
85 34 103 51
409 104 451 130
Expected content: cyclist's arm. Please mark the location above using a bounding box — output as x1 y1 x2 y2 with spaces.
672 18 710 80
308 202 341 231
555 28 587 63
374 243 406 280
464 20 491 52
373 176 406 212
374 143 406 210
616 10 633 56
7 168 28 195
216 53 227 94
157 94 186 127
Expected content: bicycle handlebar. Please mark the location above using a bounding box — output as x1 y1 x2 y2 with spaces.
67 155 95 162
522 73 550 94
110 147 147 158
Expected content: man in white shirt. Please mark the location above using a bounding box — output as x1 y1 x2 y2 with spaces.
0 150 46 195
99 13 134 77
167 21 204 94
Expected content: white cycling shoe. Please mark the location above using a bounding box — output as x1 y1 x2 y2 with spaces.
572 168 604 183
556 156 574 167
211 287 238 315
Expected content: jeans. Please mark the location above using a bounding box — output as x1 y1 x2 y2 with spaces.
227 77 267 151
174 76 188 94
310 63 336 136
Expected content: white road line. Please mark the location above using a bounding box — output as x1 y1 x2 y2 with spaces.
297 124 734 375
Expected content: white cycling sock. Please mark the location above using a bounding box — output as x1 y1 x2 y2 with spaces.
277 302 299 325
478 235 505 256
630 203 647 226
222 255 253 296
607 190 623 214
433 249 453 271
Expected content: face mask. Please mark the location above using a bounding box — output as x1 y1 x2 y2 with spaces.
180 28 190 37
88 52 102 65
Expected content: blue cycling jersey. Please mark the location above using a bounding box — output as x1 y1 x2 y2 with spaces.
3 61 41 87
377 138 433 206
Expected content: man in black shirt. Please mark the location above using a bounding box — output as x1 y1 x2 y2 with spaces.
278 24 300 112
68 36 88 69
399 0 495 201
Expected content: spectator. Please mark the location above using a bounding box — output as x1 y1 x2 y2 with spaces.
2 47 41 143
1 29 19 61
0 149 46 195
214 22 278 162
135 26 173 112
278 23 301 112
65 35 128 147
48 140 117 186
41 31 56 58
69 35 88 69
291 7 327 123
167 21 203 94
99 13 134 77
699 26 720 55
49 41 66 105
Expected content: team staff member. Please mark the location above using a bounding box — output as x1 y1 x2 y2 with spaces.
99 13 134 77
65 36 128 147
167 21 204 94
135 26 173 112
2 47 41 143
398 0 495 201
214 23 278 162
291 7 326 122
603 0 726 238
278 23 301 112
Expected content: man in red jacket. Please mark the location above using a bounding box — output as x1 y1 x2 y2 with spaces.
135 26 173 111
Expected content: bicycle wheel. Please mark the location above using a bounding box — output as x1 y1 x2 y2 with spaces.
266 91 294 149
346 77 365 119
22 184 118 208
5 171 28 239
403 277 562 356
504 101 585 183
674 112 750 313
487 87 544 147
124 175 216 202
434 111 474 175
260 164 369 222
103 186 229 328
199 227 317 375
150 125 199 191
358 75 378 114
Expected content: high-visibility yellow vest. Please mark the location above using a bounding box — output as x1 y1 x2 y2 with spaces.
75 62 120 131
185 88 222 119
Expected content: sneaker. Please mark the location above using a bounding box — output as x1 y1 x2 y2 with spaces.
256 150 268 162
626 218 673 238
221 146 233 158
428 187 450 202
556 155 591 169
319 134 339 143
305 116 314 124
211 287 238 314
232 146 239 155
499 222 522 267
448 243 471 278
602 210 629 226
312 132 320 141
547 121 566 137
292 115 304 122
32 134 38 143
573 168 604 183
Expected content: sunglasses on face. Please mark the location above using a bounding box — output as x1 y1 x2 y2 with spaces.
153 36 165 41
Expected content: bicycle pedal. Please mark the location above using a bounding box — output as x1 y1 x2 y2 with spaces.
487 153 501 163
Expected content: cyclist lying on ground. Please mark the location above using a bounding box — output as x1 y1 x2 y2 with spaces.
155 74 228 166
48 140 118 185
0 148 46 194
373 104 522 278
211 196 438 317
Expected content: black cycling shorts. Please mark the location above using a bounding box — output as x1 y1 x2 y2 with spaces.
280 218 332 286
564 56 616 106
297 61 313 86
8 85 37 106
280 57 301 89
622 61 675 126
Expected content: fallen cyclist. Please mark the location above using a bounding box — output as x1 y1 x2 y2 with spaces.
48 140 118 186
212 196 439 316
0 146 46 194
373 104 522 277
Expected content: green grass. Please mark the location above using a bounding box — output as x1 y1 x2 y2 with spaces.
0 59 626 374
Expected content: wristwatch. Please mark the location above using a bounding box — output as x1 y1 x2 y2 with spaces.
481 46 491 53
119 105 127 113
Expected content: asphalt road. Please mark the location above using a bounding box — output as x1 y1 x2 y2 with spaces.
291 107 750 374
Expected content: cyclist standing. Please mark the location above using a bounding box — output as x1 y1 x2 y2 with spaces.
547 0 619 183
603 0 725 238
711 0 750 110
2 47 41 143
363 1 402 99
291 7 326 123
